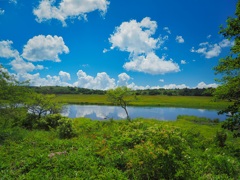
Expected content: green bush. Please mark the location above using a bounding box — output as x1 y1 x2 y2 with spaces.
122 125 192 179
21 113 39 130
57 117 76 139
1 118 240 179
215 130 227 147
37 114 63 130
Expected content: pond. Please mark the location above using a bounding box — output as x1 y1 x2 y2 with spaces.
61 105 226 121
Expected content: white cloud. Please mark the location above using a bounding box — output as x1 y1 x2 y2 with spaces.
191 43 221 59
163 84 189 89
176 35 184 43
15 72 72 86
124 52 180 75
163 27 171 34
10 57 43 73
159 79 164 83
22 35 69 62
196 82 218 89
0 40 44 73
103 48 109 53
109 17 159 55
0 40 19 58
117 72 131 86
9 0 17 4
191 39 233 59
207 35 211 39
219 39 234 48
0 9 4 15
59 71 71 82
73 70 115 90
109 17 180 75
181 60 186 64
33 0 110 26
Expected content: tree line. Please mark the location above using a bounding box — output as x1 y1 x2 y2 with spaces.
29 85 214 96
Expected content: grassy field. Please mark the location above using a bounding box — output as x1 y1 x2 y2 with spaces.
54 94 230 109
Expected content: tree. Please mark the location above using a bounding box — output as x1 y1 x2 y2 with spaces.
214 1 240 137
25 93 62 119
0 66 31 127
106 87 136 121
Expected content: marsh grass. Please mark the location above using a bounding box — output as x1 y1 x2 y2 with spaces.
54 94 230 109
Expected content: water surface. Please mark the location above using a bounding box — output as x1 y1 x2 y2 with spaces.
62 105 226 121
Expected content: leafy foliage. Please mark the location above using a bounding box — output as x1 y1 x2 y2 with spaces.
107 86 136 121
57 117 76 139
0 117 239 179
214 1 240 137
36 114 63 130
30 86 106 95
0 66 30 129
25 93 62 119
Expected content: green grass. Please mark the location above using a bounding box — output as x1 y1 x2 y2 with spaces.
1 116 240 179
54 94 230 109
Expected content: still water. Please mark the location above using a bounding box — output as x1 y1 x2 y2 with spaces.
61 105 226 121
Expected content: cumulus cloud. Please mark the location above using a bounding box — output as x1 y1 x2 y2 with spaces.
10 57 43 73
191 39 233 59
73 70 115 90
22 35 69 62
59 71 71 82
163 84 189 89
117 73 131 86
15 72 72 86
124 52 180 75
159 79 164 83
33 0 110 26
109 17 159 55
196 82 218 89
176 35 184 43
0 40 45 73
109 17 180 75
0 40 19 58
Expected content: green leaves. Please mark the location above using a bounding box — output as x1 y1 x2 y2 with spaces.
0 118 240 179
106 87 136 121
25 93 63 119
214 1 240 137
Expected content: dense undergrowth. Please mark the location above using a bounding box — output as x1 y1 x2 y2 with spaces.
1 115 240 179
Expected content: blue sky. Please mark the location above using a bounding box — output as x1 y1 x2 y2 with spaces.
0 0 237 90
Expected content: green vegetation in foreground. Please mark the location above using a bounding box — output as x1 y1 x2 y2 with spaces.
54 94 230 109
1 115 240 179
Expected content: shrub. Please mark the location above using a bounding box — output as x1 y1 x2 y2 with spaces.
215 130 227 147
57 117 76 139
37 114 63 130
21 113 39 130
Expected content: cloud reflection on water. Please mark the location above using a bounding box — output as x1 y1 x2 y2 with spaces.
62 105 226 121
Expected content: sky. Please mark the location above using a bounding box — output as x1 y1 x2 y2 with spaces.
0 0 238 90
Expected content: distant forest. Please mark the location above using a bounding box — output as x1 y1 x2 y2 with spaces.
29 86 214 96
